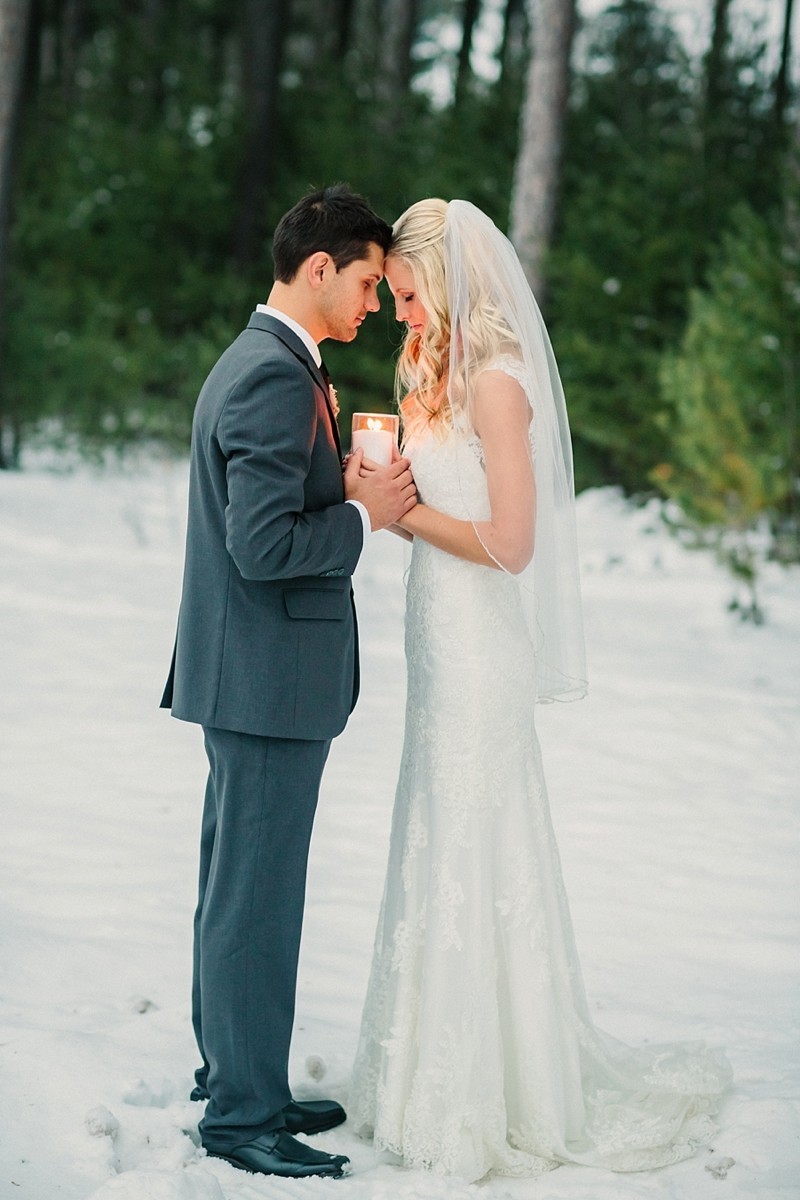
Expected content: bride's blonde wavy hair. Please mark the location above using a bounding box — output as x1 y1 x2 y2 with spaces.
390 198 519 441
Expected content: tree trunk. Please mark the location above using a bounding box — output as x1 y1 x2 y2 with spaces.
353 0 379 63
335 0 357 57
455 0 481 105
509 0 575 302
141 0 166 109
58 0 84 95
774 0 796 133
376 0 419 104
231 0 290 271
304 0 357 66
704 0 732 124
499 0 526 84
0 0 33 467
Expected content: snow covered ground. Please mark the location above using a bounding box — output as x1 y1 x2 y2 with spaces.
1 458 798 1200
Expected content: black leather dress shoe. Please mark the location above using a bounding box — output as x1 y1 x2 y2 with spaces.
283 1098 346 1135
189 1089 347 1137
204 1129 350 1178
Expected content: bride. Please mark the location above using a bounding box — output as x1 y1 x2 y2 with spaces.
349 198 730 1182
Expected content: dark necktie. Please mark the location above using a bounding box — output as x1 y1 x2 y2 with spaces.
318 360 342 454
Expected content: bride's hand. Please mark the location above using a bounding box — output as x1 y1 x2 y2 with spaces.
342 450 377 478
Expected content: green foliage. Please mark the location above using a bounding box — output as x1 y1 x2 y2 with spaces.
548 0 780 493
1 0 792 526
5 10 245 451
654 203 799 556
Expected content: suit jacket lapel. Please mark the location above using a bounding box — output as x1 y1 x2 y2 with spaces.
246 312 342 456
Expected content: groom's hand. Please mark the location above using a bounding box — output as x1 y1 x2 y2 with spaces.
344 448 417 531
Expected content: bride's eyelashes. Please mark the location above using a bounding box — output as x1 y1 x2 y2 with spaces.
397 295 416 321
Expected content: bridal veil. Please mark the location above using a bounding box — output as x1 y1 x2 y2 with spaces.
444 200 587 704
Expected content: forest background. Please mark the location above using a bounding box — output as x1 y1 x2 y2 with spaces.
0 0 798 613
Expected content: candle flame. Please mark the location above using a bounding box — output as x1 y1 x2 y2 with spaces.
367 417 384 432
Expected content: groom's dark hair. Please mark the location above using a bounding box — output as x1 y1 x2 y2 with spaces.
272 184 393 283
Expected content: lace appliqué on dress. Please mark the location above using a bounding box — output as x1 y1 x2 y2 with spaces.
349 372 731 1183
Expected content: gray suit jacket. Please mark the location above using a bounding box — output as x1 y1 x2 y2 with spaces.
161 312 364 739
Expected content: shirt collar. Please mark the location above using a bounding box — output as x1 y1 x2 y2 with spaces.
256 304 321 367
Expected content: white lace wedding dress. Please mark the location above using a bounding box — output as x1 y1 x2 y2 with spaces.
349 365 731 1183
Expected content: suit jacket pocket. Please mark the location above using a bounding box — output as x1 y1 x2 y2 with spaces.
283 588 347 621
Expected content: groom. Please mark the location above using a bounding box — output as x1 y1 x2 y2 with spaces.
161 185 415 1179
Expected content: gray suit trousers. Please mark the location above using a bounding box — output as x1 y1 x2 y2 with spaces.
193 726 331 1148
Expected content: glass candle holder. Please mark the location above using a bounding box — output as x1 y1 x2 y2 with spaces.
350 413 400 466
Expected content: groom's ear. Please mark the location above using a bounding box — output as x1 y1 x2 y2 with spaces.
305 252 333 290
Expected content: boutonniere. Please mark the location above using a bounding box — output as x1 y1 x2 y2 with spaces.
328 384 340 418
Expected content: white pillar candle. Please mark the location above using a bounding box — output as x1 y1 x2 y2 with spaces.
350 414 399 466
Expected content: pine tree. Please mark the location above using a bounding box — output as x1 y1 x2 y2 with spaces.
653 204 800 618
